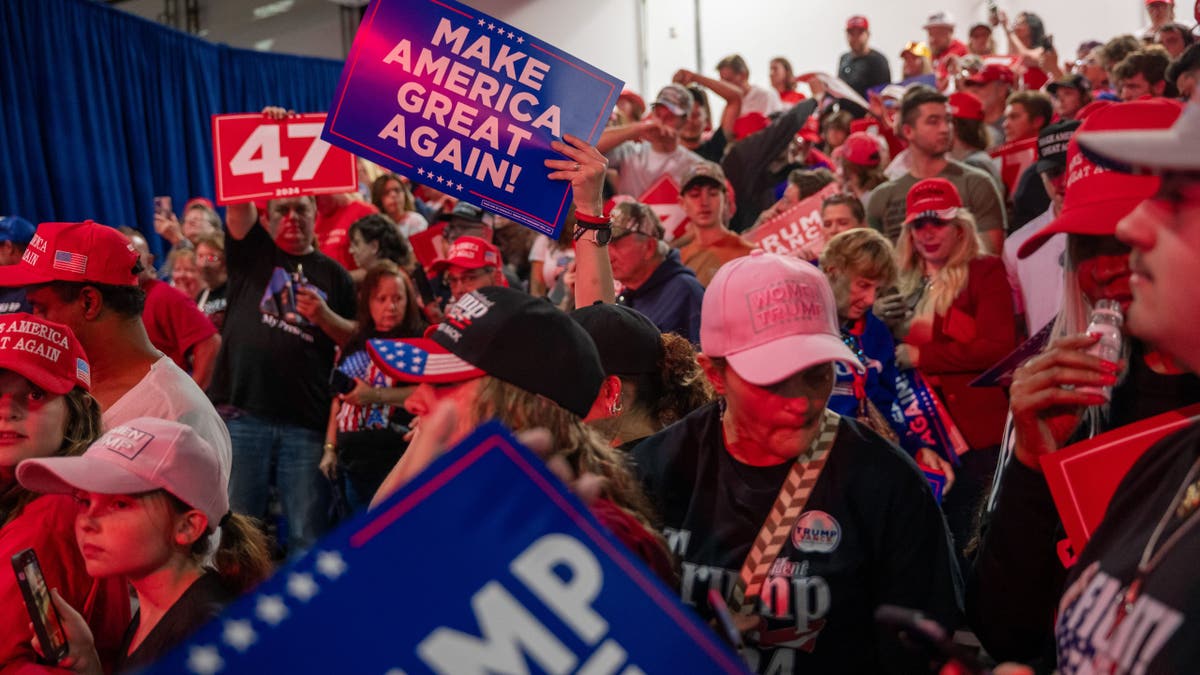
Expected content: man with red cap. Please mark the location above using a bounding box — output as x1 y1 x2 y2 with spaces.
968 98 1200 669
632 250 960 674
427 235 506 303
837 15 891 103
960 63 1016 147
0 221 231 472
1140 0 1177 41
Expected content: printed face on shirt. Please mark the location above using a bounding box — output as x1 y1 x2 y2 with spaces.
707 358 835 465
832 272 884 322
903 103 953 157
1117 177 1200 369
0 370 68 469
369 274 408 333
1069 234 1133 313
680 182 726 229
267 197 316 256
74 491 197 580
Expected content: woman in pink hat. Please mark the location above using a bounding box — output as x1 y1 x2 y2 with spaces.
0 313 130 671
17 417 272 673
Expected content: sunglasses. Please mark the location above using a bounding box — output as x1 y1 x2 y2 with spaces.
910 218 953 231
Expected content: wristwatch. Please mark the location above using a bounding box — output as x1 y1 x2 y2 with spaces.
574 210 612 245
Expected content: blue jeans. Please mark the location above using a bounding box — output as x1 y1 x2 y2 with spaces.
225 412 330 556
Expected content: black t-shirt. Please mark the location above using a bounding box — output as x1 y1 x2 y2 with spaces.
631 402 962 675
1056 421 1200 672
118 571 235 673
837 49 892 99
208 225 356 430
197 283 228 332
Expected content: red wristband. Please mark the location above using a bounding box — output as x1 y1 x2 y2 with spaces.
574 210 609 225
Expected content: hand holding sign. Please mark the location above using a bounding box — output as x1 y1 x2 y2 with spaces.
213 110 358 205
545 133 608 216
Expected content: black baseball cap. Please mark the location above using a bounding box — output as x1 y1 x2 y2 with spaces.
570 303 663 377
435 201 488 224
1047 73 1092 97
368 287 604 418
1035 119 1081 174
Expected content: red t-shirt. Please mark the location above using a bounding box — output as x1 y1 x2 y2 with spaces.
0 490 131 672
141 278 218 372
315 200 378 271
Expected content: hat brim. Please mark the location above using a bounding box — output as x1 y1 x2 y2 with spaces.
904 207 959 225
681 176 725 193
1077 122 1200 174
17 455 160 498
1017 196 1144 258
725 333 864 387
427 257 490 275
652 101 687 118
0 264 59 289
367 337 486 384
1034 158 1066 174
0 351 77 395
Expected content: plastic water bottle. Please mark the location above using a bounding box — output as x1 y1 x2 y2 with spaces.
1077 299 1123 402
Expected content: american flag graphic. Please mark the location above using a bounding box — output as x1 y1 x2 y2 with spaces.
367 339 471 380
52 250 87 274
337 350 372 380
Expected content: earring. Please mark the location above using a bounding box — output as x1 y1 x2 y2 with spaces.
610 400 623 416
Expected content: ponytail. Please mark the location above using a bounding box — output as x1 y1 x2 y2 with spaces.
208 513 273 595
637 333 715 428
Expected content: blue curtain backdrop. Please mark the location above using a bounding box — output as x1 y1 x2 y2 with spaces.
0 0 345 257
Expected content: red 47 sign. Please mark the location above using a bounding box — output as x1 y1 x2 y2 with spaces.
212 113 358 205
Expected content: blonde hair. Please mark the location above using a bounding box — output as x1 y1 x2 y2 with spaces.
820 228 898 288
469 377 662 534
896 210 983 317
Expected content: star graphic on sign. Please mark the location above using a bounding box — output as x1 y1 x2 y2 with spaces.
222 620 257 652
287 572 319 602
417 167 426 177
436 175 445 184
477 18 485 26
255 595 288 626
507 31 515 39
487 22 494 30
458 183 466 191
516 36 524 43
315 550 347 579
186 645 224 675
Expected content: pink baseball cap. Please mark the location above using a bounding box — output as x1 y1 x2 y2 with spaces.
0 313 91 394
18 417 230 526
0 221 139 288
701 250 863 385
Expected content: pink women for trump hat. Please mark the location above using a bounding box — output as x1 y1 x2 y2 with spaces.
701 251 863 386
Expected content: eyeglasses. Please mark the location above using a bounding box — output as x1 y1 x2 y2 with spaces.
198 254 223 264
444 268 492 286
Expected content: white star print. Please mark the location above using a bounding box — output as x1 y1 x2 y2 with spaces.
436 175 445 184
477 19 485 26
417 167 426 177
315 550 348 579
187 645 224 675
487 22 494 30
507 31 514 38
255 594 288 626
516 36 524 43
287 572 319 602
222 620 257 652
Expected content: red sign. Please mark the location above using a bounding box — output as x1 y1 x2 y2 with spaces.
637 175 689 242
212 113 358 205
744 184 839 259
989 136 1038 200
1041 403 1200 563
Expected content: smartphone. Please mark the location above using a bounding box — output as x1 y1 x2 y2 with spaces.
1043 34 1055 52
153 195 172 219
986 0 999 22
876 605 989 674
11 548 69 663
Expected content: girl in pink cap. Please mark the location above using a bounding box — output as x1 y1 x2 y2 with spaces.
17 417 273 673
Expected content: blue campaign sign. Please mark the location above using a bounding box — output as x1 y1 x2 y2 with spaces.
148 421 746 674
323 0 624 239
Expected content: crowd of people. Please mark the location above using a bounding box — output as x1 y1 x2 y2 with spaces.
3 1 1200 673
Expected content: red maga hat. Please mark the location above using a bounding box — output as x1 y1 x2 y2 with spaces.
0 220 139 289
905 178 963 224
949 91 985 121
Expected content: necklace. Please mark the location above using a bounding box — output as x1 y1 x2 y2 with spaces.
1108 453 1200 633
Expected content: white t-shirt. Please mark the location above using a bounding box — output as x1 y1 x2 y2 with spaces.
1002 206 1065 335
607 141 702 198
395 211 428 239
528 235 575 289
103 355 232 477
741 83 786 116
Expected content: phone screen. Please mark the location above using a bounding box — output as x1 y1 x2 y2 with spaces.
154 195 173 219
11 548 69 662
